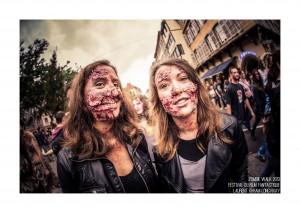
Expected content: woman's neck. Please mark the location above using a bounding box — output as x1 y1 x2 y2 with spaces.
93 120 114 135
172 110 198 140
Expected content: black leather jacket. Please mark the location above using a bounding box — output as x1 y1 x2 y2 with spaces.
154 113 248 193
57 135 157 193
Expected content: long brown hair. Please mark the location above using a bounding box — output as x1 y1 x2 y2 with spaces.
149 58 229 161
64 59 142 159
252 69 264 91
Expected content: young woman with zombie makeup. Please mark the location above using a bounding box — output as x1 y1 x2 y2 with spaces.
149 58 248 193
132 95 155 162
57 60 157 193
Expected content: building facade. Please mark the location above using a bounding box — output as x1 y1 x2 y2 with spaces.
23 108 53 131
154 20 280 83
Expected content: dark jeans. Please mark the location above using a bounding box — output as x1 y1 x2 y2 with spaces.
244 108 251 130
258 138 267 156
216 95 226 109
251 112 263 137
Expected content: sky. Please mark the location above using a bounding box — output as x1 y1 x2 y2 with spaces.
20 20 162 94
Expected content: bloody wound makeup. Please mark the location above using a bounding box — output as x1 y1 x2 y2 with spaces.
156 66 198 117
85 67 123 121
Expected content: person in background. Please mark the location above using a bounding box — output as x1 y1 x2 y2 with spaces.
260 49 280 178
213 80 226 110
256 53 272 162
57 59 157 193
207 85 217 106
250 69 266 140
132 95 155 162
226 66 255 129
239 70 254 132
20 124 40 193
43 111 69 157
21 127 58 192
149 58 248 193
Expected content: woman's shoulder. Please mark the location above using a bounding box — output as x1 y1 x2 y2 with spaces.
220 113 237 132
57 147 74 165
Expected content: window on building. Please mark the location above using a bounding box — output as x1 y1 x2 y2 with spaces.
197 40 210 64
183 34 191 46
166 34 175 50
187 28 195 41
129 90 136 96
267 20 280 35
206 35 217 52
177 44 185 55
195 20 205 30
190 21 199 35
215 24 227 43
210 30 221 50
191 52 198 66
193 49 200 65
176 20 187 28
218 20 241 41
171 46 180 58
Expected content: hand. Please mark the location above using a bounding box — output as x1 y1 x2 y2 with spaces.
44 169 50 176
250 112 256 122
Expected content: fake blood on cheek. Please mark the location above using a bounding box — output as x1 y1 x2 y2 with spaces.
160 82 198 117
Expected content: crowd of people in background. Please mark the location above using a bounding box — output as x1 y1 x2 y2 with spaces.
20 49 280 193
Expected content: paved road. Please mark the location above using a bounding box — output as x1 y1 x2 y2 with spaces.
243 125 268 177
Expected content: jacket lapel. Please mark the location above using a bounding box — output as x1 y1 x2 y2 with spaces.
163 152 186 193
205 136 232 192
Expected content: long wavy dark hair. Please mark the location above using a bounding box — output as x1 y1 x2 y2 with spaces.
149 58 230 161
265 49 280 93
64 59 143 159
252 69 264 91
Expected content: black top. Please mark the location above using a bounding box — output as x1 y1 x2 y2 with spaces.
225 83 246 122
266 80 280 158
178 137 207 162
119 167 148 193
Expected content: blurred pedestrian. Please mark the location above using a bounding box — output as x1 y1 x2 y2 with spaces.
226 66 255 128
260 49 280 178
21 128 58 192
250 69 266 140
132 95 155 162
43 111 69 157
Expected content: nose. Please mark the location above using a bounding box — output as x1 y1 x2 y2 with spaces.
171 86 183 96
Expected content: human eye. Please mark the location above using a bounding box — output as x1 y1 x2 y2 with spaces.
159 83 169 90
95 80 105 87
113 82 120 88
179 75 188 82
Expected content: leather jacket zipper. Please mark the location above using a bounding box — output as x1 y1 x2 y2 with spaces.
128 140 150 193
72 156 127 192
133 162 150 193
163 175 181 193
104 157 127 193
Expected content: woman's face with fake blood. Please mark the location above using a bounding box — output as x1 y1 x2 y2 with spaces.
132 98 144 115
155 65 198 118
85 65 123 121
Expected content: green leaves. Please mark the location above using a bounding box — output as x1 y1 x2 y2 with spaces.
20 39 78 127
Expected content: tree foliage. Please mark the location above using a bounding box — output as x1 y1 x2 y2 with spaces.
20 39 78 126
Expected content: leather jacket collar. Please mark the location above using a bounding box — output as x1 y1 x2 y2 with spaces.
155 113 248 193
